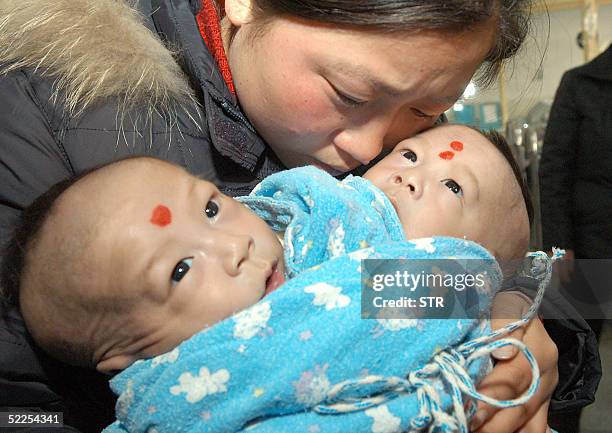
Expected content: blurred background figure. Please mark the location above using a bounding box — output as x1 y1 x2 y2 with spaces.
539 44 611 433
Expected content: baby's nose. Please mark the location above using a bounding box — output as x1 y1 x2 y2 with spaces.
392 174 422 198
218 232 254 276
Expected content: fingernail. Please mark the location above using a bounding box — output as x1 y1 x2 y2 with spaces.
492 346 515 359
470 409 487 431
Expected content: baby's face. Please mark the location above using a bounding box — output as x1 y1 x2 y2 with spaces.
61 159 285 371
364 125 527 258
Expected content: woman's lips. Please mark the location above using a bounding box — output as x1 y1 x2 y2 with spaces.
264 265 285 297
312 160 359 176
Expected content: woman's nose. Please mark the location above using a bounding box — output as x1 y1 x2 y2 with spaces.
333 127 386 166
392 172 423 199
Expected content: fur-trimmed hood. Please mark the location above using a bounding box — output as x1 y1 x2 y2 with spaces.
0 0 195 116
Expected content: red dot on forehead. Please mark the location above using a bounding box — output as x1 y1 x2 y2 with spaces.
150 205 172 227
439 151 455 160
450 141 464 151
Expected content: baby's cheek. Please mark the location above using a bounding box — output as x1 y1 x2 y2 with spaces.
404 201 460 239
362 162 393 185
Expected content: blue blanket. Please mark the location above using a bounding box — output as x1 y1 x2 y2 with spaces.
104 167 547 433
104 239 502 433
238 166 406 277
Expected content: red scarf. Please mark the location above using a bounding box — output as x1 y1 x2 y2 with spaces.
196 0 236 95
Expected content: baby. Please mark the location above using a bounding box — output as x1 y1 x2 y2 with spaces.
1 124 532 432
364 124 531 262
240 123 531 280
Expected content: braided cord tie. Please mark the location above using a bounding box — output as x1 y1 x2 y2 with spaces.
313 250 564 433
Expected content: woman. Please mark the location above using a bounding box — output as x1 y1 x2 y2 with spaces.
0 0 588 432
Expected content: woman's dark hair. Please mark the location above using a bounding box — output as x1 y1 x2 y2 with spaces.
248 0 532 86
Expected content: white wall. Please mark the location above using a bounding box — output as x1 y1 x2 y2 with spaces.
467 4 611 119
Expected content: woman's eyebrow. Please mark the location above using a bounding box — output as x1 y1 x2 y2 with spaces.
330 62 463 106
431 93 464 106
330 61 404 96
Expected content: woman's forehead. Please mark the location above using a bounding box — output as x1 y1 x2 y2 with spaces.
273 16 493 87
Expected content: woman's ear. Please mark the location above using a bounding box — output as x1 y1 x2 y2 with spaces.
96 353 139 375
224 0 255 27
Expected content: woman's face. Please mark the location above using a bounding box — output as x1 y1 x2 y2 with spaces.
223 3 496 174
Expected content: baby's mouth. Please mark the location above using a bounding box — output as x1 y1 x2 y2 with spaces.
264 263 285 297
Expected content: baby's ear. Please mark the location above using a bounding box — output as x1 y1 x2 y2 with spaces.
96 353 139 375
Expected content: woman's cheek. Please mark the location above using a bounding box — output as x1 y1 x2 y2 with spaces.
286 82 334 123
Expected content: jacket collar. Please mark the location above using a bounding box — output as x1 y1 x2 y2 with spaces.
0 0 195 119
152 0 268 171
0 0 268 173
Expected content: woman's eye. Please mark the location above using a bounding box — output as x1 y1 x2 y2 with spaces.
411 108 434 119
336 90 366 107
171 258 193 284
443 179 463 197
328 81 367 108
401 149 418 164
204 200 219 219
335 89 367 107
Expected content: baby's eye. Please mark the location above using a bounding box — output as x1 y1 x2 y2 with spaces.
204 200 219 219
443 179 463 198
401 149 417 164
171 258 193 284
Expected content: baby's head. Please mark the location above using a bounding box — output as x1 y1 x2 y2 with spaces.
365 124 532 264
2 157 284 373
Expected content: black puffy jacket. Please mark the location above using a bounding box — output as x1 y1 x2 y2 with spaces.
0 0 600 432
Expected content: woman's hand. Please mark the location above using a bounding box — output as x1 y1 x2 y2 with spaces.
471 292 559 433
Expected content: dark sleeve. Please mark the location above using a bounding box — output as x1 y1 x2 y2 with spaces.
539 71 579 251
502 276 601 412
0 70 73 251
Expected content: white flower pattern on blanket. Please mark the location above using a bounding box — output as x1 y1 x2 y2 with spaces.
348 248 374 272
410 238 436 254
365 405 402 433
304 283 351 310
151 347 179 368
348 248 373 261
293 364 331 406
233 302 272 340
170 367 230 403
377 318 420 332
327 221 346 257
